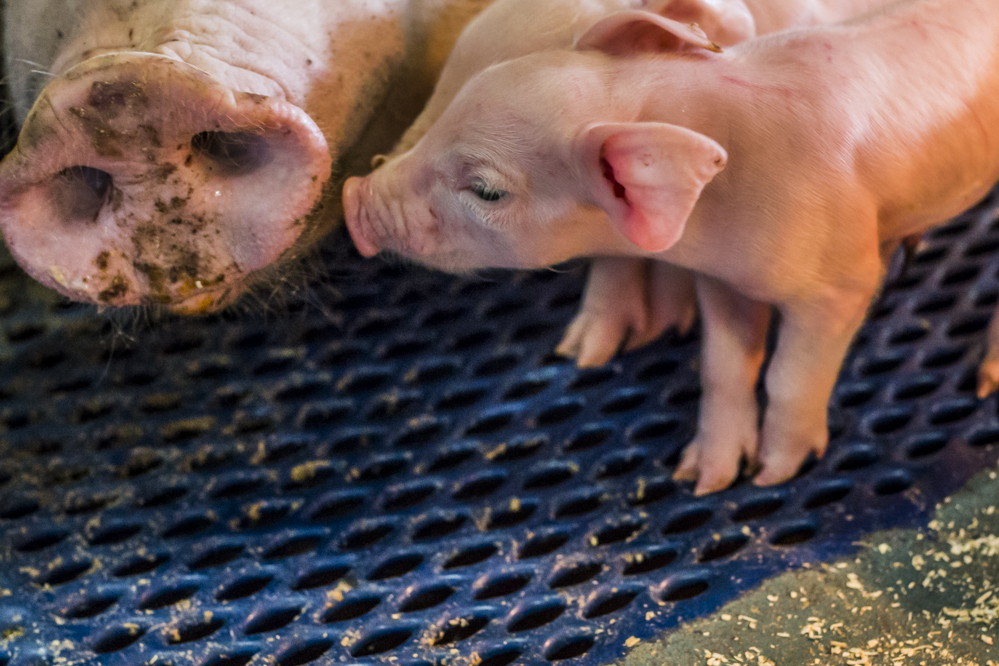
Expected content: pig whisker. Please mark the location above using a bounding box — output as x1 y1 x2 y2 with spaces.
14 58 49 68
13 59 53 74
294 265 346 318
40 94 74 141
543 263 582 274
234 246 342 321
299 290 344 328
97 324 130 387
461 271 500 284
93 308 155 385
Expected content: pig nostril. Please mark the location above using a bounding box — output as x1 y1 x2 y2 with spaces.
191 131 269 176
70 166 113 202
53 166 113 225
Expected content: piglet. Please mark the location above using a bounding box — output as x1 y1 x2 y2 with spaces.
388 0 888 369
344 0 999 494
392 0 845 369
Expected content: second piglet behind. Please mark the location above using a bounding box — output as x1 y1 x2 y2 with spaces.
344 0 999 494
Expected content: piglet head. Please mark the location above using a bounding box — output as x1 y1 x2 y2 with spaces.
343 126 593 271
344 51 621 273
344 9 729 270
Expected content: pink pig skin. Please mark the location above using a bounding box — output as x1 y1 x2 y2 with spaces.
344 0 999 494
382 0 890 369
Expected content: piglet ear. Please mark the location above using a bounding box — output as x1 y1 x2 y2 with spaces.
579 122 727 253
574 10 723 56
650 0 756 46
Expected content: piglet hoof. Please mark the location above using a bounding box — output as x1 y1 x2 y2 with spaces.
974 304 999 398
978 362 999 399
644 301 696 345
753 435 827 488
557 258 698 368
620 292 695 353
556 308 639 367
673 432 758 496
977 329 999 398
556 257 650 367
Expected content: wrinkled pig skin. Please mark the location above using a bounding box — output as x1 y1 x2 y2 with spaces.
378 0 890 369
344 0 999 494
0 0 492 313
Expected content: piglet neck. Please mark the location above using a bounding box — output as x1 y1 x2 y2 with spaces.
602 55 735 264
615 55 728 137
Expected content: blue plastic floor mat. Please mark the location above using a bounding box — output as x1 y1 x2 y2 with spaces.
1 192 999 666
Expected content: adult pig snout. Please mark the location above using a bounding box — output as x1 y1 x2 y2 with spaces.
0 53 331 313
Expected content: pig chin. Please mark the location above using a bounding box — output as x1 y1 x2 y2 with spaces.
364 233 482 274
350 218 518 274
0 53 331 312
387 237 539 274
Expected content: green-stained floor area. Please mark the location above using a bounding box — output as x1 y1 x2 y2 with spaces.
616 465 999 665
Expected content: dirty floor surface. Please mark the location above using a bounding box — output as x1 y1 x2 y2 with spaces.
618 464 999 665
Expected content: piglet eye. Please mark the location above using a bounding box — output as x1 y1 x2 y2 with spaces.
470 180 508 202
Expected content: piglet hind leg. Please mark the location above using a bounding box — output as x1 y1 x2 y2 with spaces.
644 260 698 344
557 258 696 367
754 286 878 486
674 276 771 496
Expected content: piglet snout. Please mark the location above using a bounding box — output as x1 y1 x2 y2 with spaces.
0 53 331 313
343 176 381 258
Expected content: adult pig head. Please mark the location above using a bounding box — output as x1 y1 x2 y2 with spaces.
0 0 492 313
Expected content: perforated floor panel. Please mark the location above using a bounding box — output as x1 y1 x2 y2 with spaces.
2 192 999 666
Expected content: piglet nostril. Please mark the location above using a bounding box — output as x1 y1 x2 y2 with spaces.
191 131 270 176
52 166 112 225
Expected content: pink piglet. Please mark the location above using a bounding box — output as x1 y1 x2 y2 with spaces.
345 0 999 494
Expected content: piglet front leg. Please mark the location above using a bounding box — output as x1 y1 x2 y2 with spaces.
674 276 771 495
755 286 877 486
557 258 696 367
